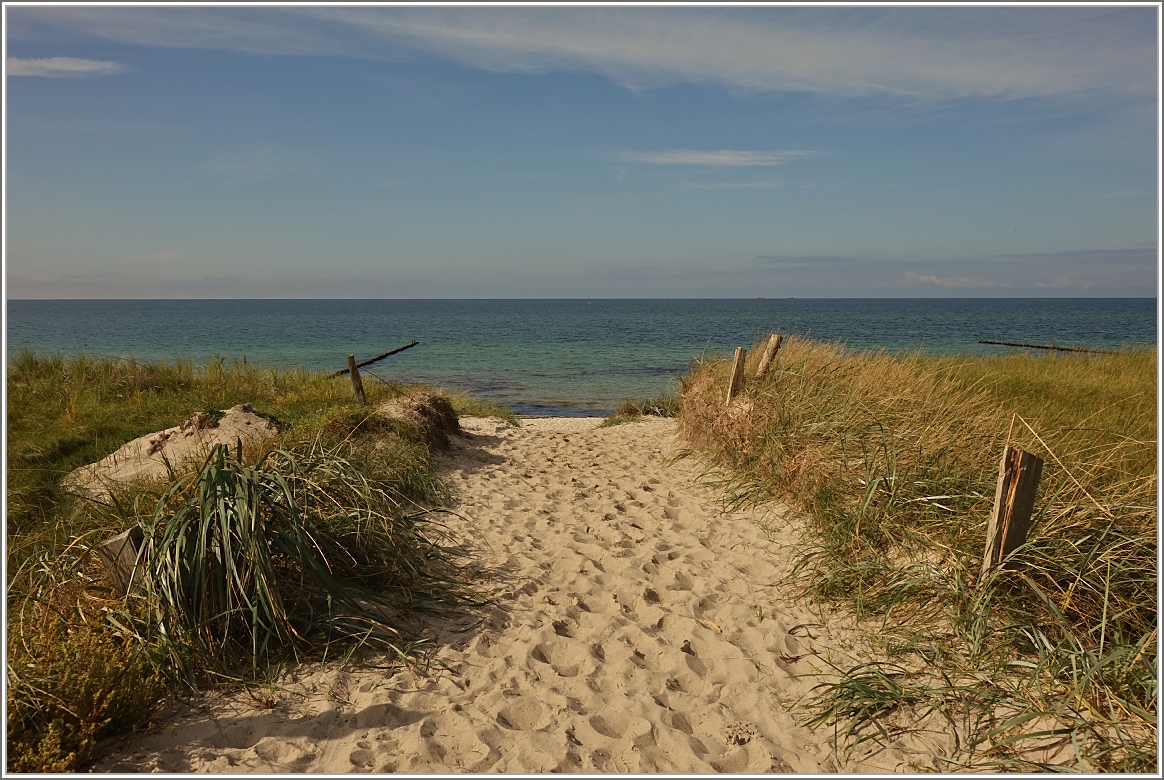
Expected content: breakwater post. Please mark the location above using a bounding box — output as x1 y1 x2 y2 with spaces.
754 333 784 380
977 339 1114 355
331 340 420 377
726 347 747 405
981 444 1044 578
346 355 368 406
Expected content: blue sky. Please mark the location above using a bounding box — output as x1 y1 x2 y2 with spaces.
4 4 1159 298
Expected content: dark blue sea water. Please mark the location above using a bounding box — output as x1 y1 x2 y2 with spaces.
5 299 1156 416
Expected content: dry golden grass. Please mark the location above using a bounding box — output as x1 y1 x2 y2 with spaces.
679 336 1156 771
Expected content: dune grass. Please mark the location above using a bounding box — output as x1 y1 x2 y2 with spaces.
5 350 508 772
679 336 1156 771
601 395 680 426
129 442 462 682
441 390 522 427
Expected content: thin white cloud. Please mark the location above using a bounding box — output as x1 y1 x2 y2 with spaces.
907 272 944 285
688 181 784 190
1033 275 1096 290
759 255 856 265
308 7 1156 99
7 56 127 77
8 245 1153 299
5 7 1155 100
905 271 1010 289
612 150 815 166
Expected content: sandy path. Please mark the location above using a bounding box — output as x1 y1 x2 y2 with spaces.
96 416 920 773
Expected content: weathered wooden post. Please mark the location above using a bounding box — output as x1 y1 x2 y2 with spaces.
754 333 784 380
346 355 368 406
94 526 145 597
726 347 747 405
330 340 420 378
980 444 1044 578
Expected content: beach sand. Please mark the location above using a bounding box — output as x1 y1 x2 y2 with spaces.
94 416 937 773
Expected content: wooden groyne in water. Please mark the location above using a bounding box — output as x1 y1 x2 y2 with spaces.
330 340 420 378
977 339 1115 355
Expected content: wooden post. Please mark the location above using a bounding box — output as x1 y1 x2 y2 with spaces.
726 347 747 405
331 340 420 377
980 445 1044 578
94 527 145 597
346 355 368 406
754 333 784 380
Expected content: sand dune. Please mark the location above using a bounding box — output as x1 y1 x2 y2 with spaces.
95 416 936 773
63 404 281 501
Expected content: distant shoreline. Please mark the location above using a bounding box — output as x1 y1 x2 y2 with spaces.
7 298 1155 412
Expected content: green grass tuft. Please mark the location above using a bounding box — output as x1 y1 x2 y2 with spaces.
601 395 679 426
120 442 461 685
5 351 490 771
443 391 521 426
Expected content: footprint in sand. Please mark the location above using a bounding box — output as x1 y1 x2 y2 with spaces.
349 748 374 770
253 737 315 769
496 700 546 731
530 639 589 678
93 416 917 775
693 594 721 619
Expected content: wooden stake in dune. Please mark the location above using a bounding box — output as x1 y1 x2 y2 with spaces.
754 333 784 380
980 444 1044 579
346 354 368 406
726 347 748 405
95 526 145 597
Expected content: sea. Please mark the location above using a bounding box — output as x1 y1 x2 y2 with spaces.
5 299 1157 416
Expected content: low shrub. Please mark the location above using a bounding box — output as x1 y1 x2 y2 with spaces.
6 551 166 773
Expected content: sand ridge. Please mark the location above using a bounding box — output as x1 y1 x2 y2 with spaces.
63 404 281 501
95 415 928 773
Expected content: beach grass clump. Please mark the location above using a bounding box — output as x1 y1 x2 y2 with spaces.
119 442 463 685
442 391 521 426
602 394 679 426
7 349 380 541
679 336 1156 771
6 350 500 772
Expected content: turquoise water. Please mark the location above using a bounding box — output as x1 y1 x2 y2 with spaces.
5 299 1156 415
